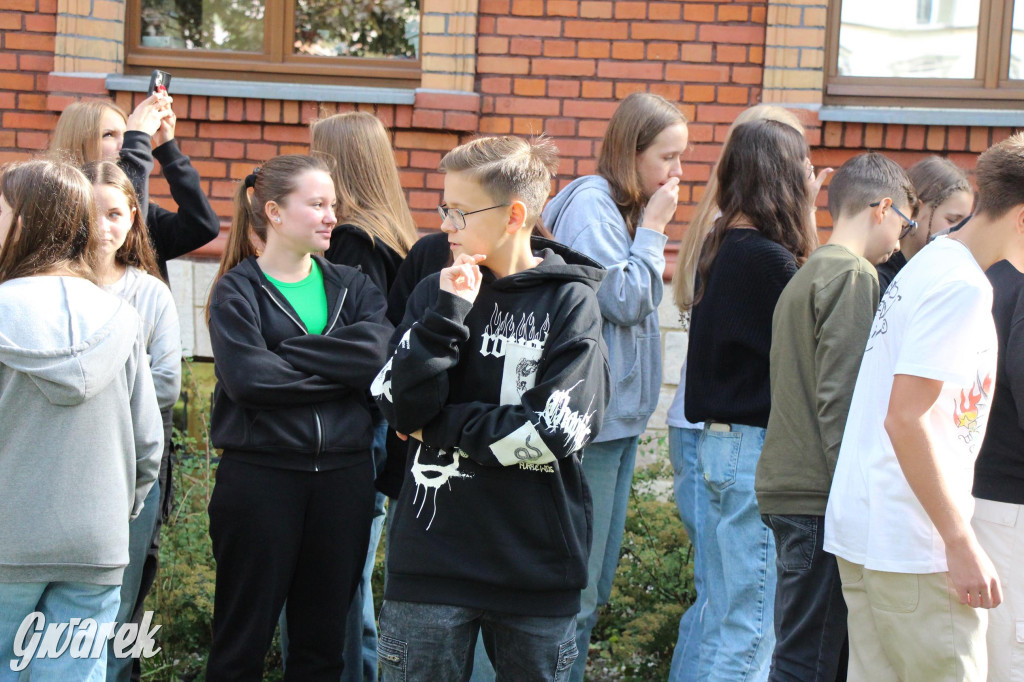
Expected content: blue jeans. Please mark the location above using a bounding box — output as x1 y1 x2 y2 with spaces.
668 426 707 682
0 582 120 681
377 600 578 682
281 421 389 682
106 479 160 682
570 435 639 682
697 424 776 682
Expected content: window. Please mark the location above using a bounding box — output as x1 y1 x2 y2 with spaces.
825 0 1024 107
127 0 422 87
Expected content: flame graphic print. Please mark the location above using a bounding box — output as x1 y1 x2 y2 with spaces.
952 372 993 449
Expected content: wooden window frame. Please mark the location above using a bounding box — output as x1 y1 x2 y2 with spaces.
824 0 1024 108
125 0 422 88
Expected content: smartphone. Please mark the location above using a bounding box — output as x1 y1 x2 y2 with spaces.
147 69 172 96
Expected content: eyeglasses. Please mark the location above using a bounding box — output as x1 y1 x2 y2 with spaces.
437 203 509 231
870 201 918 240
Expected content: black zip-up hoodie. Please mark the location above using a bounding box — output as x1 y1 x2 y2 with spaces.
209 255 393 471
372 239 610 616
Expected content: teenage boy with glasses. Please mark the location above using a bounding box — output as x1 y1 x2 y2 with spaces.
756 152 914 682
372 135 610 682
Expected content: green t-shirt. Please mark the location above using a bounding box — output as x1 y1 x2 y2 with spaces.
265 259 328 334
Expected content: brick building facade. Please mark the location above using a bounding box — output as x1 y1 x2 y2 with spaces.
1 0 1021 433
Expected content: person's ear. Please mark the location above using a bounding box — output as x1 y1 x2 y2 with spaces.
506 200 528 234
265 201 282 226
1012 204 1024 236
872 198 893 225
129 205 137 224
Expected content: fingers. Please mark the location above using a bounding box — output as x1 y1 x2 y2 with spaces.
812 167 834 196
453 253 486 266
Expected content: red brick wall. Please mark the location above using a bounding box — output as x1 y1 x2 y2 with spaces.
0 0 1018 262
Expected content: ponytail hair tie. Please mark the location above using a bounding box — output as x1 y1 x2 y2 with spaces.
244 166 260 189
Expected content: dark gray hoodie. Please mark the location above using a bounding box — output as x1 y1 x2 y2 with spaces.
0 276 163 585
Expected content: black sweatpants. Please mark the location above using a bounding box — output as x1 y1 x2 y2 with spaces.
206 455 375 682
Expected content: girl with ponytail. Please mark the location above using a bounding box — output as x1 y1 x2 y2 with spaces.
204 155 392 681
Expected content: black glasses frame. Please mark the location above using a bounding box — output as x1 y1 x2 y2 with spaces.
870 201 918 240
437 203 509 231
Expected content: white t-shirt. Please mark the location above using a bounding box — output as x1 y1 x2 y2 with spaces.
824 237 997 573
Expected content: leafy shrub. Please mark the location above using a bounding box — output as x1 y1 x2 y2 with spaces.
586 450 696 681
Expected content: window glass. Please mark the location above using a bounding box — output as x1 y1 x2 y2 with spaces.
838 0 981 78
293 0 420 58
140 0 265 52
1011 0 1024 78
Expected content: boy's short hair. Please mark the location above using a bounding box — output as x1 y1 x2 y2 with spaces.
975 132 1024 219
439 136 558 229
827 152 916 221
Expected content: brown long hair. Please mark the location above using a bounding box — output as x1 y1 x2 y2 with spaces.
906 156 972 229
0 158 97 284
82 161 161 280
672 105 805 312
693 119 814 306
49 99 126 164
310 112 417 256
206 154 331 319
597 92 687 235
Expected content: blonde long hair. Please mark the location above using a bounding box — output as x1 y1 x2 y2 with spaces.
672 105 805 313
49 99 126 165
310 112 417 256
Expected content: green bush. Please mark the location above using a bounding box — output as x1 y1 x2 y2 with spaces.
586 451 696 682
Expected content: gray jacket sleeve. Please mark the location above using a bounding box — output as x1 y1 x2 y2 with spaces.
142 280 182 412
128 323 164 520
557 191 666 326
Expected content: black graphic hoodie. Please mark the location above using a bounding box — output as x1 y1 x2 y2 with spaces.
372 239 610 616
208 255 392 471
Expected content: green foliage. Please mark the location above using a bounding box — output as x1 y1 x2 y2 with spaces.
587 450 696 682
146 373 692 680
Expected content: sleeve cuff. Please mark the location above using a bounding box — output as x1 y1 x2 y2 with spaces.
431 290 474 324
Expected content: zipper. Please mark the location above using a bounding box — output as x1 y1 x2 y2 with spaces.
313 406 324 472
260 284 307 335
324 286 348 334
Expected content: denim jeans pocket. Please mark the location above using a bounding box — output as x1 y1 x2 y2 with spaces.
377 634 408 682
698 429 742 492
766 514 817 573
554 637 579 681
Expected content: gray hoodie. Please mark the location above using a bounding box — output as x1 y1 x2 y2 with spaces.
0 276 163 585
543 175 666 441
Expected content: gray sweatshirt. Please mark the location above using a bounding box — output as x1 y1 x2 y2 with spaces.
543 175 666 441
0 276 163 585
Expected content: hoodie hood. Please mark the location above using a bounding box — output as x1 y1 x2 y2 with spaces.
0 276 139 406
541 175 613 232
486 235 607 293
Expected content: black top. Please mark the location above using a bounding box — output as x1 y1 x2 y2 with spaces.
373 240 609 616
324 223 404 298
875 250 907 297
120 133 221 281
685 229 799 428
207 256 392 471
974 259 1024 504
386 230 451 325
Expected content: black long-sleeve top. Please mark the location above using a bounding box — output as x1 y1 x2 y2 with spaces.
974 260 1024 504
685 229 799 428
120 132 220 280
